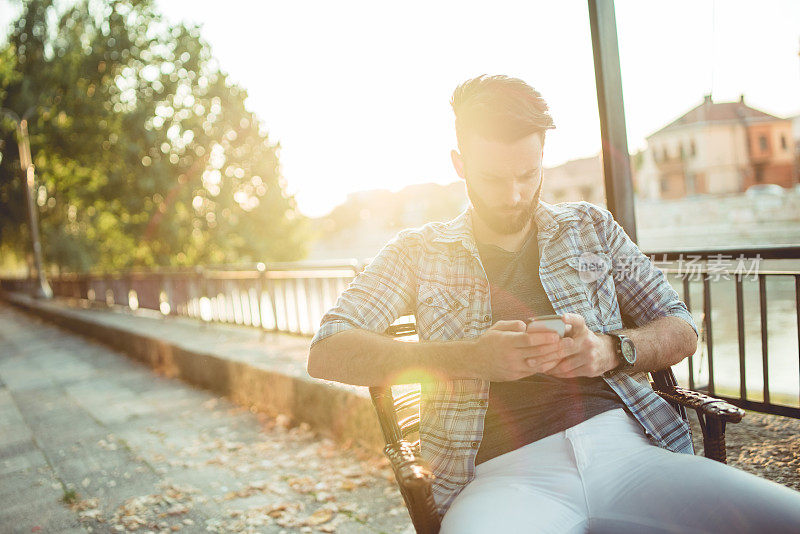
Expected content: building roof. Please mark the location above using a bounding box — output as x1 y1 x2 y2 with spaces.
648 95 784 138
543 154 600 181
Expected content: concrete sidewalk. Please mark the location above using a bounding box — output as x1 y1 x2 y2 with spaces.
0 301 411 533
1 293 384 452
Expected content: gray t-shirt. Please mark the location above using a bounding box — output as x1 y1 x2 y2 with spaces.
474 222 624 465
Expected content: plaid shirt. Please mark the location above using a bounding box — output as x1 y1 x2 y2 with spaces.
310 200 698 517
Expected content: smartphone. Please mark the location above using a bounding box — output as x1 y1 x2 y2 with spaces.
525 314 566 337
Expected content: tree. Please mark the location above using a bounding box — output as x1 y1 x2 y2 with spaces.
0 0 308 273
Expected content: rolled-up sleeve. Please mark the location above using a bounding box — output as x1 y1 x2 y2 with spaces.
598 207 699 337
309 231 417 348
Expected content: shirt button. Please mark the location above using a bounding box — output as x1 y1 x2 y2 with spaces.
483 314 491 322
426 297 433 304
477 400 487 407
470 441 480 449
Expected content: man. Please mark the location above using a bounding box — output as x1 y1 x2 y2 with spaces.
307 75 800 532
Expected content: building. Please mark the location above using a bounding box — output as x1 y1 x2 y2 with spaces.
636 95 797 200
307 182 467 260
541 154 605 206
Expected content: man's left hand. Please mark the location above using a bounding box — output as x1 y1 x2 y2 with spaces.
542 312 618 378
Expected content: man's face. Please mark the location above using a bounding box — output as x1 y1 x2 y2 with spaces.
452 132 544 235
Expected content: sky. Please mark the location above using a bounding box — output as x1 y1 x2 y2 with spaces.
2 1 799 217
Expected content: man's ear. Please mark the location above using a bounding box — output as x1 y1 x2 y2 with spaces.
451 149 466 180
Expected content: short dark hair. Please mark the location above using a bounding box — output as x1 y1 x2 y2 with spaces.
450 74 555 152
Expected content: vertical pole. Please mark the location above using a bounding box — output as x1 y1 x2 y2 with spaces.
703 275 715 395
200 267 209 328
795 274 800 408
17 118 52 298
682 277 695 390
758 274 770 405
257 264 267 339
588 0 637 242
269 278 280 332
735 274 747 401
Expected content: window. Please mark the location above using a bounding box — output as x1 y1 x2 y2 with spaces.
781 135 787 151
690 140 696 157
662 147 669 161
679 143 685 160
686 173 695 194
660 177 670 193
759 135 768 152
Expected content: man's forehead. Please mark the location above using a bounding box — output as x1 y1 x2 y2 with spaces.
466 149 543 179
477 165 542 180
463 132 544 170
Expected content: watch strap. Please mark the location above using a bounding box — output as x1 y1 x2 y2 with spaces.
602 332 629 377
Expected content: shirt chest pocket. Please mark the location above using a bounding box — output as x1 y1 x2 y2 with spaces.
416 285 471 340
565 251 622 330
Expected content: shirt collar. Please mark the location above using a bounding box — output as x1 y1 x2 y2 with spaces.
432 200 574 253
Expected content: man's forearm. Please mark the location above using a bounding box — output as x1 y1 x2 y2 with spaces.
307 328 478 387
606 315 698 373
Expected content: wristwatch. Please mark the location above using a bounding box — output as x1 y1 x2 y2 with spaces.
603 332 636 377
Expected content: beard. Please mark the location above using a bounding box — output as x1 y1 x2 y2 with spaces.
466 180 542 235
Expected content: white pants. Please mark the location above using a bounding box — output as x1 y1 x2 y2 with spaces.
440 408 800 534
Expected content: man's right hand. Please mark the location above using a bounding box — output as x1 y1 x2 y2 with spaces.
466 320 565 381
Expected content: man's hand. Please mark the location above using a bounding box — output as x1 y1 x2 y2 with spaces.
468 320 565 381
542 312 618 378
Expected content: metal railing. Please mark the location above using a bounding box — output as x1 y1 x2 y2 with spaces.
0 260 362 337
2 245 799 418
645 245 800 418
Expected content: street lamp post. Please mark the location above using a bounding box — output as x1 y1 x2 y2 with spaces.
1 107 53 299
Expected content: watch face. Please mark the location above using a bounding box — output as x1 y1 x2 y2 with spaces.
621 338 636 364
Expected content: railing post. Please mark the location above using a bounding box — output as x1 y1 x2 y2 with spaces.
257 263 268 339
313 276 325 334
795 274 800 409
758 274 770 405
199 267 209 328
702 274 714 395
293 278 303 334
735 274 747 401
105 273 114 307
682 276 695 390
268 276 280 333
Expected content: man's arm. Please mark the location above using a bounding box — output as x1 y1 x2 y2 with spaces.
539 205 698 378
308 328 474 386
601 205 699 341
599 205 699 372
606 315 697 373
308 322 565 386
306 233 565 385
542 313 697 379
307 232 419 385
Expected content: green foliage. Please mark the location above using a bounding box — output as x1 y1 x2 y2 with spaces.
0 0 308 272
61 488 78 505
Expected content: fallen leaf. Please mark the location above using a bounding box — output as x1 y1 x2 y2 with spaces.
303 508 334 526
